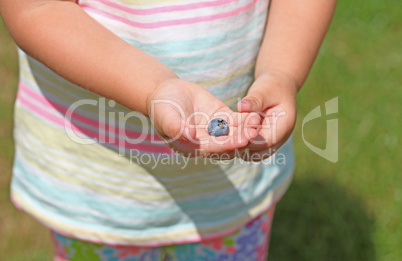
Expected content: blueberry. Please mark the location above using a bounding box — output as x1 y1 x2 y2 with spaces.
208 118 229 137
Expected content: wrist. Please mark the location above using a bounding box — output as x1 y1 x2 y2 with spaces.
145 77 181 118
254 69 299 96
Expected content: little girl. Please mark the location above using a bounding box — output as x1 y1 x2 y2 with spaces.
0 0 336 260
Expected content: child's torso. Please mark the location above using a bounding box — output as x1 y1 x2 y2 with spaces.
11 0 295 246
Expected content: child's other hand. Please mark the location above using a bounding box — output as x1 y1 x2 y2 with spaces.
147 79 261 158
237 72 298 161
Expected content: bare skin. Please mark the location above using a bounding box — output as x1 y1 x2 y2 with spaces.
238 0 337 160
0 0 336 160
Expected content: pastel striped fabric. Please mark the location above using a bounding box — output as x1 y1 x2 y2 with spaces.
11 0 295 246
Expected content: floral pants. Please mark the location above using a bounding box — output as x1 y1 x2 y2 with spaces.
52 206 275 261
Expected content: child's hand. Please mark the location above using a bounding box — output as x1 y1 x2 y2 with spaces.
147 79 261 158
237 72 298 161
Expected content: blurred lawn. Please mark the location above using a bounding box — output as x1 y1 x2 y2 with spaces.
0 0 401 260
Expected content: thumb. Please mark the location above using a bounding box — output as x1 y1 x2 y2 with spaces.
237 92 266 113
158 106 196 142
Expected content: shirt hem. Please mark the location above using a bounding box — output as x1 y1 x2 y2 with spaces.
10 167 293 247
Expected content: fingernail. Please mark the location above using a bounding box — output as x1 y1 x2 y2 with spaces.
240 100 250 110
182 127 190 141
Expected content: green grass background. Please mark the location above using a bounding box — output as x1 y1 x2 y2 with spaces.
1 0 401 260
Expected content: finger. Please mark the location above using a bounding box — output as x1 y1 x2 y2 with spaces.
160 107 194 143
241 112 262 141
237 86 273 113
183 109 197 142
237 73 297 113
201 123 251 154
243 106 294 152
160 117 185 142
246 134 270 151
229 112 261 127
212 112 261 141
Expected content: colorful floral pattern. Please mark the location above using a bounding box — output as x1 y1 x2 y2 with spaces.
52 206 275 261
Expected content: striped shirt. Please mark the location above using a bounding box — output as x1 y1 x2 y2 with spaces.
11 0 295 246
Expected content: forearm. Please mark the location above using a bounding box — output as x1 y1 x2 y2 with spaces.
0 0 177 116
255 0 337 89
